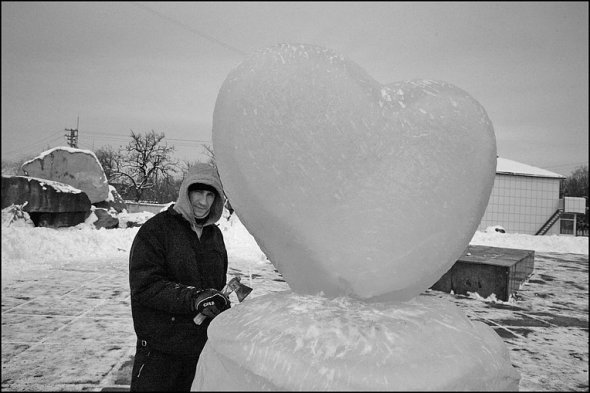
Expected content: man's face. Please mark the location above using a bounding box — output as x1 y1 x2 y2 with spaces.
189 189 216 219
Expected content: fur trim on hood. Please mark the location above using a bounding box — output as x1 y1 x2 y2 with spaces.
173 163 225 229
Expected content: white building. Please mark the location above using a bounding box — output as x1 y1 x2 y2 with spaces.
478 157 586 235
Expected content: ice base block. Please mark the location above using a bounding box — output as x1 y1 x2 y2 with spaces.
431 245 535 301
192 291 520 391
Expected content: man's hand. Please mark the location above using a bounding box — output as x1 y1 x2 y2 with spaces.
193 289 230 320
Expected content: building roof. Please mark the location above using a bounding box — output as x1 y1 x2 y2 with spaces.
496 157 566 179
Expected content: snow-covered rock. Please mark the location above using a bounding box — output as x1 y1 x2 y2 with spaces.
20 146 109 203
93 185 127 212
1 175 91 227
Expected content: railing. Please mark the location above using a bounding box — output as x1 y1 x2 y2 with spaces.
535 209 563 236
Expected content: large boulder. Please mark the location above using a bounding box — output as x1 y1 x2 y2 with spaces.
1 175 91 227
20 146 109 203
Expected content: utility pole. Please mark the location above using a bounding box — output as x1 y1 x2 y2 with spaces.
65 116 79 148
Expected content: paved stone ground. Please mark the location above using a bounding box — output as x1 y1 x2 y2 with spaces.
2 253 588 391
2 258 135 392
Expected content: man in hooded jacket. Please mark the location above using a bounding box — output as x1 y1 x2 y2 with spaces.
129 163 230 391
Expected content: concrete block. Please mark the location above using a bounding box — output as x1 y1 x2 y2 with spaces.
431 245 535 301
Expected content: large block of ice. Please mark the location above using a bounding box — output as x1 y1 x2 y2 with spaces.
192 292 520 391
213 43 496 301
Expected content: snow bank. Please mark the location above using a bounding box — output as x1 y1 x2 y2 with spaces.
2 204 587 285
0 208 259 283
1 226 139 280
1 208 147 283
471 231 588 255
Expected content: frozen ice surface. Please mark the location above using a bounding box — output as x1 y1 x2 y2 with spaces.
213 43 496 301
192 291 520 391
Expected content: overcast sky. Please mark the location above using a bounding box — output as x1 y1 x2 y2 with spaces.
2 2 588 176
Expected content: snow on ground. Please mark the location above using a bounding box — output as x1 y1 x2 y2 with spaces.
472 227 588 255
2 207 587 284
1 206 588 391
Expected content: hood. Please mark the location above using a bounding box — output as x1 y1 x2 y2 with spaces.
173 163 225 228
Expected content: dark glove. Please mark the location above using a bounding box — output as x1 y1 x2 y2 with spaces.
193 288 230 319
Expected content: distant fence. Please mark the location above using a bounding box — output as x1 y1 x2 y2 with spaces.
124 201 171 214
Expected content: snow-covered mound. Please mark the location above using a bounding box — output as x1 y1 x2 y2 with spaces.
471 231 588 255
193 291 520 391
2 205 586 285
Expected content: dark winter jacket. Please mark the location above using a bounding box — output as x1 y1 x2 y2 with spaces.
129 163 228 357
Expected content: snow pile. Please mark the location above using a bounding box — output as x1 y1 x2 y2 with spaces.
0 207 261 283
219 211 268 264
2 208 585 285
116 210 155 228
471 231 588 255
1 206 144 283
1 203 35 228
194 291 519 391
1 225 139 280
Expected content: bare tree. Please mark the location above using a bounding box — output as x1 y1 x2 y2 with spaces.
561 165 589 234
95 145 122 181
179 159 203 179
201 144 217 167
177 144 216 181
111 130 178 202
562 166 588 199
2 158 27 176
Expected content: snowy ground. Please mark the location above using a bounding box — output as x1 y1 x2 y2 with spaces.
1 207 588 391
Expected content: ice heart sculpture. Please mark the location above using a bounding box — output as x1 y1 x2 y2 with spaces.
213 43 496 301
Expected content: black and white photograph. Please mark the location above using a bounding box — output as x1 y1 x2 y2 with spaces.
1 2 588 391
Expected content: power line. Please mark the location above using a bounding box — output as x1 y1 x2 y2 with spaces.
3 129 211 161
77 142 95 151
82 131 210 144
130 2 247 57
25 130 64 146
167 137 211 143
2 131 65 157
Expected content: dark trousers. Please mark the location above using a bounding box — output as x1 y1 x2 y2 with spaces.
130 341 199 392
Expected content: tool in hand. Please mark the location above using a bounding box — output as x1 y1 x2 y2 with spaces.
193 276 253 325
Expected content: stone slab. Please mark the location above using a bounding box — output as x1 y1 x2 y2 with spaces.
431 245 535 301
